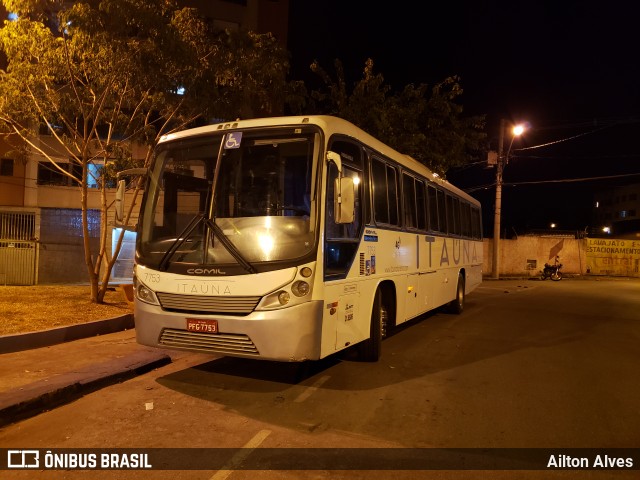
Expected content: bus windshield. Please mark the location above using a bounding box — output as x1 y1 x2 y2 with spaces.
138 128 319 272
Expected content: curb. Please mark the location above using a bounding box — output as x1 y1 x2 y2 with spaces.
0 349 171 427
0 314 135 354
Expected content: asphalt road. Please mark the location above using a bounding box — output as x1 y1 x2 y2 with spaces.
1 278 639 479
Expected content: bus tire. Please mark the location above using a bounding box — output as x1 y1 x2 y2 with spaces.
447 273 465 314
358 288 388 362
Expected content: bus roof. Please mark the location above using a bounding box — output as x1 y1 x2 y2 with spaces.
158 115 479 206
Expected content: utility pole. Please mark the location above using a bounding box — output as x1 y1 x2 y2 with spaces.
492 119 505 279
491 120 525 279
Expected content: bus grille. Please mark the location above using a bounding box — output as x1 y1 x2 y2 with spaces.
159 328 259 356
156 293 261 315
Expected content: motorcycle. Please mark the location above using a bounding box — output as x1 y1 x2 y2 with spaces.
540 256 563 281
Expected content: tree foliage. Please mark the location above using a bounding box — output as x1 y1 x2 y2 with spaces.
307 58 487 176
0 0 488 301
0 0 294 301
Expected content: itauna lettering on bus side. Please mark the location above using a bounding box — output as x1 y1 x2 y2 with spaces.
424 237 479 267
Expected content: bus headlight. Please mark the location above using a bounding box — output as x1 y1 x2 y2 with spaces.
291 281 310 297
134 277 159 306
257 275 314 310
278 291 290 305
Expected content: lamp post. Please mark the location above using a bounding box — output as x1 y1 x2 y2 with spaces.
491 120 525 279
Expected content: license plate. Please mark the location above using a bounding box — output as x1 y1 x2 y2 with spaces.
186 318 218 334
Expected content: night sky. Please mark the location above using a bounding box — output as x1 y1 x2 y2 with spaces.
287 1 640 235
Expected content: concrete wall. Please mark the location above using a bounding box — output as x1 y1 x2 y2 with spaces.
483 236 587 278
482 235 640 278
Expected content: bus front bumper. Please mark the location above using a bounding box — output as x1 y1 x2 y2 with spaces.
135 300 324 362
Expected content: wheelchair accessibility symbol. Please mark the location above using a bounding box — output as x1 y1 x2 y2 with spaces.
224 132 242 149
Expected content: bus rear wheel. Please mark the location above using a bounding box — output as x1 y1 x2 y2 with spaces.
358 288 389 362
447 273 465 314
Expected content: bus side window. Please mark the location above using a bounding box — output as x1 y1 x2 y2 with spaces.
446 195 461 236
372 157 399 226
471 206 482 239
402 173 417 229
416 179 427 230
437 188 447 233
428 184 439 232
372 158 388 224
402 174 426 231
461 202 471 238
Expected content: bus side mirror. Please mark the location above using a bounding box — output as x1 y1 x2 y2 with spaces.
115 179 125 226
334 176 355 224
327 150 354 223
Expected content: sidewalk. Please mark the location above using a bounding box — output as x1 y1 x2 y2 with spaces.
0 316 172 427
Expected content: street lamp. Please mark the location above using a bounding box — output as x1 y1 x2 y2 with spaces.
491 120 525 279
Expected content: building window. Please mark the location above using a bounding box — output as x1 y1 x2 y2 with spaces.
0 158 13 176
38 161 69 186
37 161 103 188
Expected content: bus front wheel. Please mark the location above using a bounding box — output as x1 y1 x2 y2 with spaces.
358 288 389 362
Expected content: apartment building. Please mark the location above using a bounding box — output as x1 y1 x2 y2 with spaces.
592 183 640 238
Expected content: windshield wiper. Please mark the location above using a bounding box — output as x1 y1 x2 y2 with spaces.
157 213 256 274
203 217 256 274
158 214 204 272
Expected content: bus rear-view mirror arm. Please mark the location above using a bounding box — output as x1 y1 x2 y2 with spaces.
327 151 355 224
115 168 148 226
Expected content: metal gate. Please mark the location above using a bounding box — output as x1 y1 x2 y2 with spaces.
0 211 37 285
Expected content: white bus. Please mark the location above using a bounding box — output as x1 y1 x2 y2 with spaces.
119 115 483 362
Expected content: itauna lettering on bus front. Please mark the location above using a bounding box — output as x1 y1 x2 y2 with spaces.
425 236 480 268
176 282 232 295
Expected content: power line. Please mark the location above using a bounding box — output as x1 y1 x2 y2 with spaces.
504 172 640 186
464 172 640 193
513 123 616 151
512 153 640 161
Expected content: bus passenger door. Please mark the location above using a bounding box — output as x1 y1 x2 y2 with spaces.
324 143 364 351
324 161 364 349
414 234 439 318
